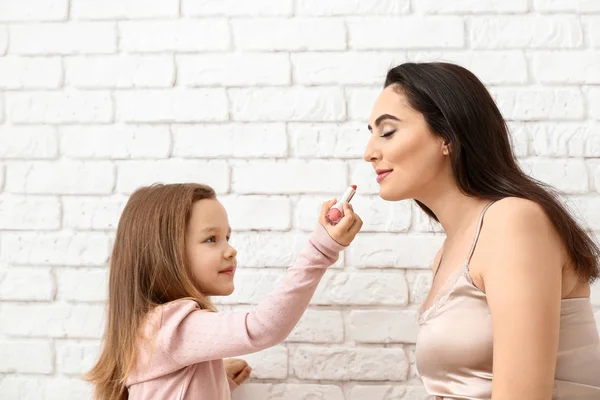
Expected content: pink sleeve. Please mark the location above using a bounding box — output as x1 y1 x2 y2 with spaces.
156 223 345 368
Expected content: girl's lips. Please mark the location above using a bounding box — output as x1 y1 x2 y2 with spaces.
376 170 392 183
220 267 235 275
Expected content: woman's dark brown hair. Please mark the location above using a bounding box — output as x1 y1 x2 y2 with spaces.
85 183 217 400
385 62 599 282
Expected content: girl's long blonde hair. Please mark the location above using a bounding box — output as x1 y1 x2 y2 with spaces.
85 183 217 400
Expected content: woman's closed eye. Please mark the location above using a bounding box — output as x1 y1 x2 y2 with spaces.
381 130 396 138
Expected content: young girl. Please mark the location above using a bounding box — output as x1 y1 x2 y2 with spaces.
86 183 362 400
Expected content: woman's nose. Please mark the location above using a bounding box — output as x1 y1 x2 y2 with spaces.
363 136 381 163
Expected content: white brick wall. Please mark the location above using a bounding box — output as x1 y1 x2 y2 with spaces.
0 2 599 400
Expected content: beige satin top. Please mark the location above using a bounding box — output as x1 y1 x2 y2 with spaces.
415 202 600 400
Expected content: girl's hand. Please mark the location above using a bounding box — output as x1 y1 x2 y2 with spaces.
319 199 363 246
224 358 252 386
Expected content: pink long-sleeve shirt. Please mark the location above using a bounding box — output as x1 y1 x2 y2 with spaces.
125 224 345 399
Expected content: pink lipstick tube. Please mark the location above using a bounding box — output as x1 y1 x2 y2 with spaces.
325 185 357 225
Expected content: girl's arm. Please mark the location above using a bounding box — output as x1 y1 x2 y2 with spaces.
153 202 361 369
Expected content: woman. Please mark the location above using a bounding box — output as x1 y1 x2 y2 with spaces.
364 62 600 399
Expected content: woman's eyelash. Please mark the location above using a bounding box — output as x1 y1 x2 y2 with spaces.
381 130 396 138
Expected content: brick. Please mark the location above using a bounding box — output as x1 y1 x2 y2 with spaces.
534 0 600 12
297 0 410 15
232 160 346 194
292 52 403 85
346 87 381 121
62 196 127 230
591 281 600 307
120 20 229 52
347 385 431 400
533 52 600 84
232 18 346 51
290 122 369 159
348 310 419 343
588 88 600 120
0 126 58 159
290 346 408 380
0 339 53 373
287 310 344 343
567 197 600 231
589 160 600 193
230 87 345 122
406 270 433 305
72 0 178 19
0 24 6 55
183 0 293 16
0 0 68 21
351 196 411 232
507 122 530 158
0 376 92 400
5 161 114 194
221 195 291 231
587 17 600 48
0 57 62 89
55 340 100 375
520 159 589 194
0 303 105 338
60 125 170 159
348 234 443 268
178 54 290 87
527 122 599 157
350 161 381 195
239 345 287 379
470 16 583 49
0 195 61 230
230 232 307 268
0 268 54 301
9 91 113 123
407 51 528 85
65 55 174 88
172 123 287 158
415 0 528 13
116 160 229 194
313 271 408 305
490 88 585 121
116 89 227 122
233 384 344 400
10 22 116 55
56 268 108 302
1 232 110 266
348 17 464 49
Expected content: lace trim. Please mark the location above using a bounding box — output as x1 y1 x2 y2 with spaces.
418 262 468 325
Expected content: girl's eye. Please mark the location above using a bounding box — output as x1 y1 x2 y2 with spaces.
381 130 396 138
204 236 216 243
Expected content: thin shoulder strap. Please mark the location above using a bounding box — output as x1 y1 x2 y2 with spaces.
465 200 496 265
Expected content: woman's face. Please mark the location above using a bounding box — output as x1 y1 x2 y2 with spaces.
364 85 449 201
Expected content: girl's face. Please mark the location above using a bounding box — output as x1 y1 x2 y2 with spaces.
364 86 449 201
186 199 237 296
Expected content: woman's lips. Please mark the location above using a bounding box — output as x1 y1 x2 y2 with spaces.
376 170 392 183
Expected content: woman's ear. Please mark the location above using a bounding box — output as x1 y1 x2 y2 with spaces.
441 140 450 156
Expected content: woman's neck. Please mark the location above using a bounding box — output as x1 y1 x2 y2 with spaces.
417 182 490 240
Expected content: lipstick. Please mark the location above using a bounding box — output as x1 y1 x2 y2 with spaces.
325 185 357 225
